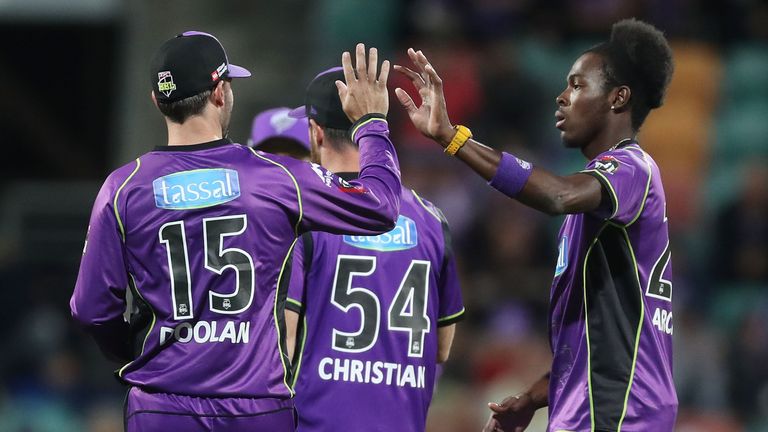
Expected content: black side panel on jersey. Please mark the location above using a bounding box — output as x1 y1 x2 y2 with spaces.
129 278 154 359
285 233 313 314
585 224 642 430
435 207 453 268
276 243 295 387
290 233 313 370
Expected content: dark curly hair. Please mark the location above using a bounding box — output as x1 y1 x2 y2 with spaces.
587 18 674 131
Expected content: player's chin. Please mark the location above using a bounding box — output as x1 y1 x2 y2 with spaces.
560 132 581 149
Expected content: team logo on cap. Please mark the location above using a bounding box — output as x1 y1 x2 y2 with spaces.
211 62 228 81
157 71 177 97
270 111 297 134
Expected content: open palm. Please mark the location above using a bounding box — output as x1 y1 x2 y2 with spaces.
394 48 456 146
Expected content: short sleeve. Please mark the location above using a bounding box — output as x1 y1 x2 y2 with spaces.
435 210 465 326
286 233 311 313
581 147 651 225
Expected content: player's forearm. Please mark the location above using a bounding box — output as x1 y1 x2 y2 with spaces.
525 372 550 409
445 136 601 215
451 138 503 181
351 115 402 230
436 324 456 363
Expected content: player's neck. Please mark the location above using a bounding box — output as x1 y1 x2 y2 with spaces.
581 122 635 160
165 115 224 146
321 148 360 174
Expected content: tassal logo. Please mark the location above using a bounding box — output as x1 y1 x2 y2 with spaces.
343 215 418 252
153 169 240 210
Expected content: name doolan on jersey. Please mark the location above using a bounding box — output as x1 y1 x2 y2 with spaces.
159 320 251 345
317 357 427 389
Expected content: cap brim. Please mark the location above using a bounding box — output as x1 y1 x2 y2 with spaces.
228 64 251 78
288 106 307 118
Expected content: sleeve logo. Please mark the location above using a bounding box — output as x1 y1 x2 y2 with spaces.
595 155 619 174
153 169 240 210
310 163 334 187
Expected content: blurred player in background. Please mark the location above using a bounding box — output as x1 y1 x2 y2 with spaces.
248 107 311 160
283 66 465 432
395 19 678 432
70 34 400 431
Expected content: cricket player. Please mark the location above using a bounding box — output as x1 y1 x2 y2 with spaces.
248 107 311 161
396 19 678 432
70 33 400 431
283 67 465 432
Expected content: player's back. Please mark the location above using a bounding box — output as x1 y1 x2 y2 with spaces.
73 137 401 400
111 141 308 398
288 184 464 432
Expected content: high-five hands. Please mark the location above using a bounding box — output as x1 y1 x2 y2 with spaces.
394 48 456 146
335 43 391 122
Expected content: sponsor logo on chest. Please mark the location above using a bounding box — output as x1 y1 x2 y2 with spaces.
153 168 240 210
343 215 418 252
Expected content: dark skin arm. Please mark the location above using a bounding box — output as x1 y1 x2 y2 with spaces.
482 372 550 432
394 49 603 215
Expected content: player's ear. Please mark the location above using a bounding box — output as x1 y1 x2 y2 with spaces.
611 85 631 111
211 80 226 108
309 119 325 147
150 91 159 109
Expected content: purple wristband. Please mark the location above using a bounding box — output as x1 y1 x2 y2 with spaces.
488 152 533 197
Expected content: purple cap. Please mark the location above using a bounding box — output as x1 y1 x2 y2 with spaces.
248 107 311 150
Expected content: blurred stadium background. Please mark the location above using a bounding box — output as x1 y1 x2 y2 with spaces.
1 0 767 431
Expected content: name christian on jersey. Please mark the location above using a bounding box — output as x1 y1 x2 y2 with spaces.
319 214 427 389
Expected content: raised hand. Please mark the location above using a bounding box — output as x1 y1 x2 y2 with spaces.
335 43 391 122
481 393 537 432
394 48 456 146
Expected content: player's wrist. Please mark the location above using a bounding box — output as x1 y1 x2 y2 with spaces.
350 113 388 142
435 125 457 147
442 125 472 156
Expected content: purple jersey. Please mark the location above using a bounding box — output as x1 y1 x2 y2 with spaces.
546 142 678 431
286 184 464 432
70 118 401 406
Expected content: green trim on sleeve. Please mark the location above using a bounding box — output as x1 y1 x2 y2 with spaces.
113 158 142 242
350 116 388 141
437 307 466 326
249 148 303 235
286 297 303 311
581 169 619 221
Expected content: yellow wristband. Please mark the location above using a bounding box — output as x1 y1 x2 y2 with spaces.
444 125 472 156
